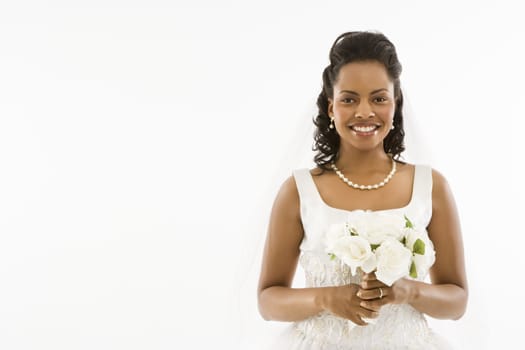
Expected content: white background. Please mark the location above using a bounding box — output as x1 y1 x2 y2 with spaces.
0 1 523 349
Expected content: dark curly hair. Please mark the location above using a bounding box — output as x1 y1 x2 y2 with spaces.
313 31 405 171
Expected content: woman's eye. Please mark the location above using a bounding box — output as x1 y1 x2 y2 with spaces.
341 98 355 103
374 97 387 103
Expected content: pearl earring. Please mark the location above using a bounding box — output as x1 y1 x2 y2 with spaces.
391 124 395 130
329 117 334 129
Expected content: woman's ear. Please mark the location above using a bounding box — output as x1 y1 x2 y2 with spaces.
328 98 333 117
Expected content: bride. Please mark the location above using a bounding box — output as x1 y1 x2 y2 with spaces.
256 31 468 349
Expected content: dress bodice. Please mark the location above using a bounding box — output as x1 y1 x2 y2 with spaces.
293 164 432 256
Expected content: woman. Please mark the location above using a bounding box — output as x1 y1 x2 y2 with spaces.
257 31 468 349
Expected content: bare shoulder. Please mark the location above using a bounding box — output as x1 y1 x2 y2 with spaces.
432 168 450 193
430 167 449 187
278 174 300 200
430 167 455 208
272 174 301 220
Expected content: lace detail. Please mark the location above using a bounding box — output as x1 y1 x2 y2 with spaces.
289 252 448 349
299 251 362 287
292 304 441 349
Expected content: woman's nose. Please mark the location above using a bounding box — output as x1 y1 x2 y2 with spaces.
355 102 374 118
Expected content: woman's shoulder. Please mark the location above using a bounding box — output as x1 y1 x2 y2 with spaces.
271 173 303 221
429 167 448 183
413 165 456 212
277 166 330 204
404 162 449 188
428 167 454 199
402 161 442 179
275 172 302 205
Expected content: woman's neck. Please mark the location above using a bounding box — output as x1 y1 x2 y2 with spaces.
334 148 391 174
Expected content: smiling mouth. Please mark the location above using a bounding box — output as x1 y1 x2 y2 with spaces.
350 125 380 133
348 123 382 136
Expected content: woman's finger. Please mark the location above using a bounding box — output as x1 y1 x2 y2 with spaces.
349 313 368 326
359 279 385 290
361 272 377 281
357 286 389 300
358 307 380 319
360 295 391 312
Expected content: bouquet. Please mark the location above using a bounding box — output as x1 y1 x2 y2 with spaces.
325 210 435 286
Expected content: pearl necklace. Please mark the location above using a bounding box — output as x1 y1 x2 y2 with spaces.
330 159 397 190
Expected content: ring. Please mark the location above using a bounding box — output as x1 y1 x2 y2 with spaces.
379 288 383 299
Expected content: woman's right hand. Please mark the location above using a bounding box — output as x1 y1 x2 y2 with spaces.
319 284 379 326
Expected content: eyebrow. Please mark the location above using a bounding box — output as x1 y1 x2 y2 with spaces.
338 88 389 95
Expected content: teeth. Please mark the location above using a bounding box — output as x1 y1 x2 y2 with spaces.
352 125 378 132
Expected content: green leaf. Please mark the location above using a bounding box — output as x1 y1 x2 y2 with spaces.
404 215 414 229
401 236 406 245
350 228 358 236
413 238 426 255
370 243 380 250
409 261 417 278
329 253 336 261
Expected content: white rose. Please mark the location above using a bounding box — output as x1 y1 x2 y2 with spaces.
325 222 349 251
375 238 412 286
346 210 405 245
404 228 436 279
330 235 377 275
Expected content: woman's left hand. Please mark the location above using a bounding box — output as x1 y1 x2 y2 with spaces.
357 272 415 312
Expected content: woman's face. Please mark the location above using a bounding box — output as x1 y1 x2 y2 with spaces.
328 60 396 153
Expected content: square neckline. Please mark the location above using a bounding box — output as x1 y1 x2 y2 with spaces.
305 164 418 214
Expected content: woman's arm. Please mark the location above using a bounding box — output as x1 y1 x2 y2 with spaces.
257 175 374 325
414 168 468 319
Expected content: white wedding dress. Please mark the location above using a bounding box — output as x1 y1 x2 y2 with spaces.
269 164 452 349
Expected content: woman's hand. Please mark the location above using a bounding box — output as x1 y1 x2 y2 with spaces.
319 283 379 326
357 272 416 312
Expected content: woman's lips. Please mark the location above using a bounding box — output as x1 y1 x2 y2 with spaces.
348 123 380 136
